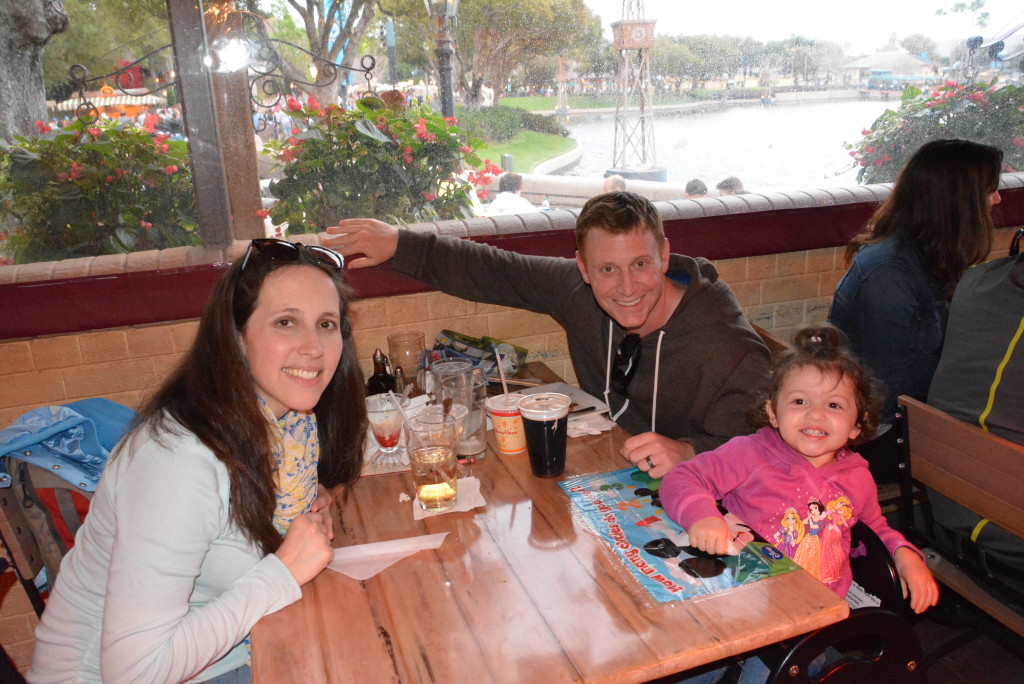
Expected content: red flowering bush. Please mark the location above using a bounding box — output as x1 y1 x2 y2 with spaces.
0 120 197 263
847 81 1024 184
262 95 494 232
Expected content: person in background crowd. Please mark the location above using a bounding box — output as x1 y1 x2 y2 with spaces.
604 174 627 193
925 248 1024 592
30 240 366 683
828 138 1002 483
661 325 937 683
326 192 770 478
485 172 538 216
684 179 707 199
716 177 745 195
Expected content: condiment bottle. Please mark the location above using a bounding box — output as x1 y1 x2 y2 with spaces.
366 348 396 396
393 366 406 395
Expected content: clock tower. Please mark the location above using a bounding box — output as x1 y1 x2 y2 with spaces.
608 1 665 182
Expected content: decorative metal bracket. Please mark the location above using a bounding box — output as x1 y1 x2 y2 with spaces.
63 44 178 124
58 13 377 129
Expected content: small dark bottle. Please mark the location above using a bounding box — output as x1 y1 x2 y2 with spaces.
366 348 396 396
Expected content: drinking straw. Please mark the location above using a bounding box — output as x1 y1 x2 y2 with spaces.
387 390 415 435
492 344 510 396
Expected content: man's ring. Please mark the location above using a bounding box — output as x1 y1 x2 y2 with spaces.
645 456 655 470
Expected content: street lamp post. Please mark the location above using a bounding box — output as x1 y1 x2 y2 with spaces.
424 0 459 118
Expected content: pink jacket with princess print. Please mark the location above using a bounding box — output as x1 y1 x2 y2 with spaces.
660 427 917 596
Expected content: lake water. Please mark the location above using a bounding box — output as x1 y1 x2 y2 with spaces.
560 100 897 192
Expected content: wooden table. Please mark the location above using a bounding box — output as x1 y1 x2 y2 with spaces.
252 421 850 682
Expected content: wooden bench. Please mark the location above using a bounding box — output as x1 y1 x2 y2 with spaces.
897 395 1024 638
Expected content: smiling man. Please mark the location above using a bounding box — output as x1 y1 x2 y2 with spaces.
326 192 769 475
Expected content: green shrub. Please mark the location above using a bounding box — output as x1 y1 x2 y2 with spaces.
262 95 497 232
457 105 569 144
848 81 1024 184
0 120 198 264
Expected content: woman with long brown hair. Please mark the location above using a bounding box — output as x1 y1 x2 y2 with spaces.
31 239 367 683
829 138 1003 482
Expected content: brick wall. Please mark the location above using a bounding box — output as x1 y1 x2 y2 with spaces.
0 242 875 428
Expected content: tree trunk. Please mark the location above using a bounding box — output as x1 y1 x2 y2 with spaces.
0 0 69 142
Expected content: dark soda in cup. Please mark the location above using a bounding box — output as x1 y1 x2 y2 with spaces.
517 393 572 477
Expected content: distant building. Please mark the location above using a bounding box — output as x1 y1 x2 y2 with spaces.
844 33 941 89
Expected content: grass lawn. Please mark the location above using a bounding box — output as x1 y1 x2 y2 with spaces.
484 131 577 172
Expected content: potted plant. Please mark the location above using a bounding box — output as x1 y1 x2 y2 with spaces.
0 119 198 264
261 93 501 232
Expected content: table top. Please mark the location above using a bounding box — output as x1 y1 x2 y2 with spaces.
252 421 849 682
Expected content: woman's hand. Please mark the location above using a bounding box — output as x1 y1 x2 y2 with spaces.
687 516 736 556
275 512 333 586
310 484 335 541
894 546 940 614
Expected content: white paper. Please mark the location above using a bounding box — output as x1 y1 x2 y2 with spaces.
412 476 486 520
327 532 449 580
567 413 617 437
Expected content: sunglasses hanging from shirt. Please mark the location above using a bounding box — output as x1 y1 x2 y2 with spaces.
611 333 642 395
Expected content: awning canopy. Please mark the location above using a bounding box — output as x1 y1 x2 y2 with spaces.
49 93 167 112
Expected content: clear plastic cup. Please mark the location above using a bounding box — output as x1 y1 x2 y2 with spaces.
517 392 572 477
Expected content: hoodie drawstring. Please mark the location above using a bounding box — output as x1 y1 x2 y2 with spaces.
603 319 664 431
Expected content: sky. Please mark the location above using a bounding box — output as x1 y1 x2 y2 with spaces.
583 0 1024 56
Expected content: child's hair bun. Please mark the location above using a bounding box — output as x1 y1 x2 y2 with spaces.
792 325 846 356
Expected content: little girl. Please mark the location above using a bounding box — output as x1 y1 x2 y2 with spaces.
661 325 938 611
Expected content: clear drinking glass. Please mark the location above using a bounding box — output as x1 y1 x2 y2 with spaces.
407 415 458 512
387 330 426 394
365 394 406 468
440 373 488 457
426 359 472 398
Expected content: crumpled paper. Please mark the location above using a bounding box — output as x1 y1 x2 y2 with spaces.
568 413 617 437
327 532 449 580
412 476 486 519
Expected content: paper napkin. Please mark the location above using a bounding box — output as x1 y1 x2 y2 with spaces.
567 413 617 437
328 532 449 580
412 476 486 519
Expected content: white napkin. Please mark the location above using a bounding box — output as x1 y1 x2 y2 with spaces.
327 532 449 580
412 476 486 519
567 413 617 437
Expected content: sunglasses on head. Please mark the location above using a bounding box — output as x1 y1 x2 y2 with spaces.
611 333 642 395
239 238 344 274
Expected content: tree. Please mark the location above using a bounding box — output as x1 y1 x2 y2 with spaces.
1 0 69 142
258 0 378 104
652 37 696 92
677 35 742 86
382 0 601 109
900 33 938 59
42 0 168 96
935 1 990 29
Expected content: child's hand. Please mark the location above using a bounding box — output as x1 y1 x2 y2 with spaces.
894 546 939 614
688 516 736 556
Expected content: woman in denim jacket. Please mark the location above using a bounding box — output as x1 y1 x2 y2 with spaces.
829 138 1003 482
